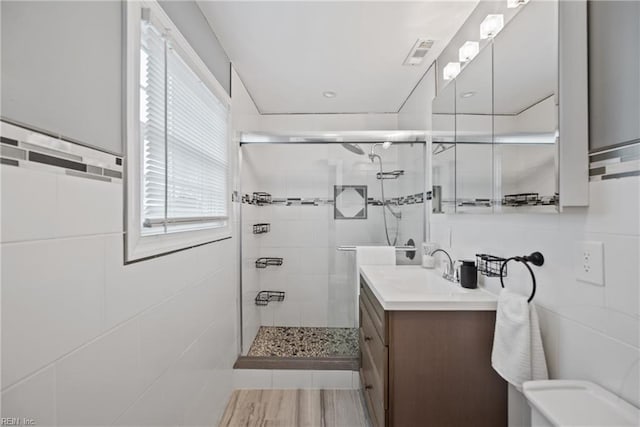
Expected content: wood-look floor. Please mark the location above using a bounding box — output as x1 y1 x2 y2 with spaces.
219 389 370 427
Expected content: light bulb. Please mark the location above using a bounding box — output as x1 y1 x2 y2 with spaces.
443 62 461 81
458 41 480 62
480 14 504 39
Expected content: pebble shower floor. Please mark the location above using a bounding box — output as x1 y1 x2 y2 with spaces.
247 326 359 358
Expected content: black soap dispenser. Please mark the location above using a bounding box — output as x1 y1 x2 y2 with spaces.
459 260 478 289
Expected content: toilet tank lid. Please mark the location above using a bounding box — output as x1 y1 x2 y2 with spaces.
523 380 639 427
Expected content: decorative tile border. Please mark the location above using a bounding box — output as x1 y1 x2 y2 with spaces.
395 192 425 205
589 142 640 181
241 191 425 207
0 121 123 182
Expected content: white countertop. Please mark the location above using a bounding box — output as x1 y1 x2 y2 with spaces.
359 265 498 311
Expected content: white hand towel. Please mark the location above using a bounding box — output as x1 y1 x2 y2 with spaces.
491 289 548 391
354 246 396 319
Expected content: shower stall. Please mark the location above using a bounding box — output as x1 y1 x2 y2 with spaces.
237 132 426 368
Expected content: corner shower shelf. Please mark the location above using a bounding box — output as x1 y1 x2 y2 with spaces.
255 257 283 268
376 170 405 180
253 223 271 234
255 291 285 306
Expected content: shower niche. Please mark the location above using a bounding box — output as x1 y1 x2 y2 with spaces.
431 0 588 213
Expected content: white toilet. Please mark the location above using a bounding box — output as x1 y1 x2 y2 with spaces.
523 380 640 427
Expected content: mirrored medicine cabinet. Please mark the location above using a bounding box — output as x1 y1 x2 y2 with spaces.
431 0 582 214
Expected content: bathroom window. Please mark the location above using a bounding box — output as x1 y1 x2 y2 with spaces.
125 1 231 261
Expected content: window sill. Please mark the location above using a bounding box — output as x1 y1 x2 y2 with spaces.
125 222 231 263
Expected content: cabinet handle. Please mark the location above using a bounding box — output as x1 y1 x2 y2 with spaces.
364 336 372 341
365 384 373 390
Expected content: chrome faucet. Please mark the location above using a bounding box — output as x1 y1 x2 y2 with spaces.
429 249 458 283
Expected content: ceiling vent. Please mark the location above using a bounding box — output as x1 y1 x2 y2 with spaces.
403 39 435 66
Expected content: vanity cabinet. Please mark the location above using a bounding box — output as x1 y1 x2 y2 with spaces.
359 277 507 427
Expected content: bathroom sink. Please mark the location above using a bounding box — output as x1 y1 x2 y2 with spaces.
359 265 497 311
386 272 469 294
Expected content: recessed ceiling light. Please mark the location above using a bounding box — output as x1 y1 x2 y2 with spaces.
461 91 476 98
323 91 337 98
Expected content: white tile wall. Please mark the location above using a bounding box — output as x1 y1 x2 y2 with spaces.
56 172 122 237
116 322 235 426
233 369 274 389
139 293 193 385
311 370 354 389
1 165 122 243
232 369 359 390
1 367 56 426
430 176 640 419
1 163 239 426
2 236 105 386
1 166 58 242
56 321 143 425
272 370 314 389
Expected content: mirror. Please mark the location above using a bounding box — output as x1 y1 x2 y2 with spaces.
454 44 493 213
431 81 456 214
492 0 558 212
431 0 559 214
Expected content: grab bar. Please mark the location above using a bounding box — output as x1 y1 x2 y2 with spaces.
337 246 417 252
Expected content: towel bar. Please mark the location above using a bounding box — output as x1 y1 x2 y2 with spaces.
337 246 416 252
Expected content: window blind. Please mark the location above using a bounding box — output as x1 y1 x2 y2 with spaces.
140 17 229 232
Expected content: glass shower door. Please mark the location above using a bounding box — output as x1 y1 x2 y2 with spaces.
238 140 424 362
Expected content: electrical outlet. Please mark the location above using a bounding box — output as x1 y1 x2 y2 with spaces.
576 241 604 286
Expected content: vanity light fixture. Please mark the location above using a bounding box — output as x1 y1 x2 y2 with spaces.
507 0 529 8
323 91 337 98
458 41 480 62
443 62 461 81
480 14 504 39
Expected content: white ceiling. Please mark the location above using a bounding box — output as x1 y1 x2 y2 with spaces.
197 1 478 114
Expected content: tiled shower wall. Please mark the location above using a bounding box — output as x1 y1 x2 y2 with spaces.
240 143 424 353
429 172 640 424
0 124 240 425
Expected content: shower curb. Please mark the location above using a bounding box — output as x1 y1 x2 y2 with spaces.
234 356 359 371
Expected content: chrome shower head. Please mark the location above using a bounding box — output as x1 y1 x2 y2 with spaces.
341 143 365 155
